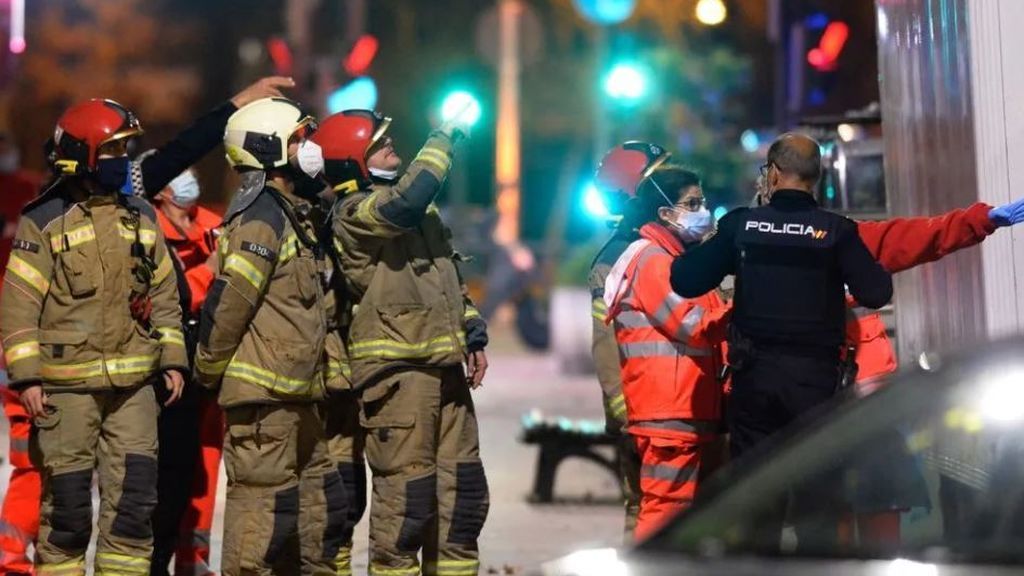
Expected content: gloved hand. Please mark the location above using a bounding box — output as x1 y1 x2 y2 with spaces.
989 197 1024 227
439 100 475 140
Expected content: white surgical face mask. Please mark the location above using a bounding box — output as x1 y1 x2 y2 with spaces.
295 140 324 178
671 207 714 244
168 171 200 208
369 167 399 181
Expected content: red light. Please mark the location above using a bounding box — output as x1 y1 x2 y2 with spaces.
9 37 25 54
344 34 379 77
267 37 293 76
807 21 849 71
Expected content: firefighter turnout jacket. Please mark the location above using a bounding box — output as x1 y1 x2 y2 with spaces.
589 230 636 430
0 187 187 390
194 183 328 406
331 132 486 388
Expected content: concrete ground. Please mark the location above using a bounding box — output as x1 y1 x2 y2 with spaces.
0 327 624 574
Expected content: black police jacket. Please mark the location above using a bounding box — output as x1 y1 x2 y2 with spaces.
669 189 893 349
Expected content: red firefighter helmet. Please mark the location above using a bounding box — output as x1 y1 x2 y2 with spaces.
310 109 392 190
594 141 670 215
51 99 143 174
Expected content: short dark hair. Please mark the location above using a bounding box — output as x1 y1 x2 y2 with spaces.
767 134 822 185
625 164 702 228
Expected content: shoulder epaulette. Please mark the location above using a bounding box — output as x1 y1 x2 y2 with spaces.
21 181 68 230
238 187 286 238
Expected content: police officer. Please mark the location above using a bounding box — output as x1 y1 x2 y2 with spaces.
194 97 346 575
315 109 489 576
669 133 893 458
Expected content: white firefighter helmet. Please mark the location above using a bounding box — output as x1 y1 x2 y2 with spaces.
223 97 317 170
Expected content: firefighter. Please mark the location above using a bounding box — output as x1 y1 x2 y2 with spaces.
318 109 489 576
603 165 731 541
0 132 42 576
589 141 670 539
193 97 346 575
147 164 223 576
0 99 189 575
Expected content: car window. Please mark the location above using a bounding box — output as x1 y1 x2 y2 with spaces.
650 348 1024 565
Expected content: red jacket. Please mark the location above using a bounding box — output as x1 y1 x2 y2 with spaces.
606 224 730 434
156 204 222 315
849 203 996 381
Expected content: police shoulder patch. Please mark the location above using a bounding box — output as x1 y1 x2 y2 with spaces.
242 241 277 262
12 239 40 253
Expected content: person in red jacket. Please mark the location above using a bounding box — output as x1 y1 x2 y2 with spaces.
0 134 43 576
149 166 223 576
604 165 731 541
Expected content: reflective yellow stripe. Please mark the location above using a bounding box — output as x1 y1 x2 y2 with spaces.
416 147 451 172
224 361 313 395
356 196 383 229
368 565 420 576
153 253 172 284
224 253 266 290
278 234 299 264
608 393 627 419
4 341 39 365
349 335 461 360
7 254 50 295
117 223 157 247
430 559 481 576
37 559 86 576
326 360 351 381
50 224 96 253
464 307 481 320
40 354 159 382
96 551 150 575
592 298 608 322
196 356 230 377
333 238 344 254
41 359 103 381
157 327 185 347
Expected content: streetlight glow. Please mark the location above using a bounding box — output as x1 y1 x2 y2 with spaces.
695 0 727 26
441 90 483 126
603 63 647 101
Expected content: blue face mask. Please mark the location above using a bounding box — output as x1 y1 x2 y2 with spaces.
168 171 200 208
95 156 131 194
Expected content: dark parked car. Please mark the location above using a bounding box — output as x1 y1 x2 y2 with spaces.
542 337 1024 576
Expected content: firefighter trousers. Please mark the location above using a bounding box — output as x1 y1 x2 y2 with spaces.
220 403 347 576
31 385 160 576
151 383 201 576
324 392 367 576
360 367 489 576
615 431 641 541
1 388 40 575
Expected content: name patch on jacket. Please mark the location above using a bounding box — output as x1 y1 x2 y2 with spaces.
12 239 40 253
242 241 277 262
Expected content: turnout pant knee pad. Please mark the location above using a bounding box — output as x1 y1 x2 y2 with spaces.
397 474 438 552
322 470 348 561
449 462 488 545
48 468 93 551
112 454 158 540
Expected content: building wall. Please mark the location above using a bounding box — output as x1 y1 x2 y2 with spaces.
876 0 990 361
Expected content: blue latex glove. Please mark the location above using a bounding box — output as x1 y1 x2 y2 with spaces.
989 197 1024 227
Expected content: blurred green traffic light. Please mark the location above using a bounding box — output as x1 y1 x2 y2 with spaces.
603 63 647 102
441 91 482 126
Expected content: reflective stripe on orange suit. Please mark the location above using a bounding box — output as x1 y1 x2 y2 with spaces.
605 223 730 540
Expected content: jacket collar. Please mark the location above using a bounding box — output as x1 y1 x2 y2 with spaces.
768 189 818 208
640 222 684 256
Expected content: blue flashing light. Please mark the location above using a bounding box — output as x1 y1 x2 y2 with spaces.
441 91 482 126
740 129 760 153
713 206 728 221
604 63 647 101
582 182 611 219
327 77 378 113
805 12 830 30
572 0 637 25
809 88 826 106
